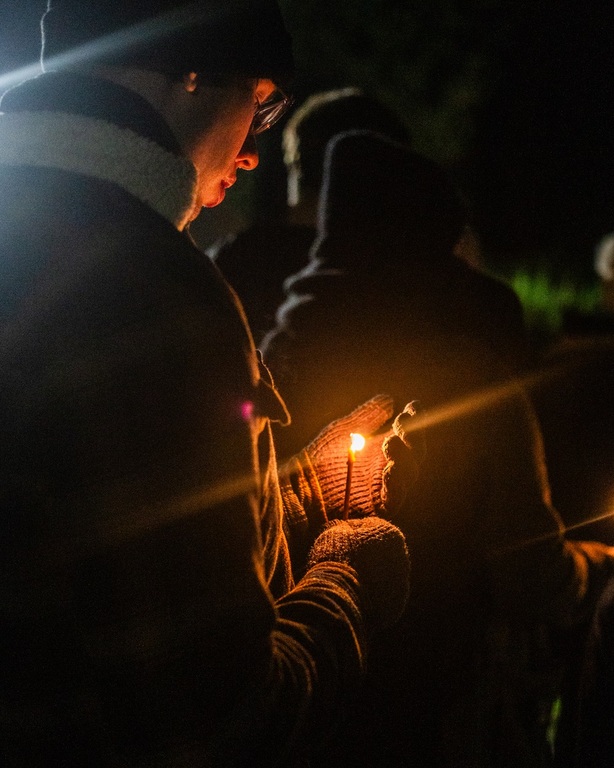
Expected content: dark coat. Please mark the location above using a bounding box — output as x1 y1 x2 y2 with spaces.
0 74 370 767
532 332 614 545
555 576 614 768
209 222 315 346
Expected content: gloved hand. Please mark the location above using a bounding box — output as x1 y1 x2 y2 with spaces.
308 517 411 631
299 395 423 521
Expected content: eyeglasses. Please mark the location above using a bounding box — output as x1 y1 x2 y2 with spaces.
251 90 294 135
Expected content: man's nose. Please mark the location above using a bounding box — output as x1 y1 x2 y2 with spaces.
237 133 259 171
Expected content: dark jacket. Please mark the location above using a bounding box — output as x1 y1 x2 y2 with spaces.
209 222 315 346
555 576 614 768
0 74 377 767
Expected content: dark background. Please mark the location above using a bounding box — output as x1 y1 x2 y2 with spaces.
2 0 614 283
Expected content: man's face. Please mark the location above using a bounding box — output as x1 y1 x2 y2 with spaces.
180 77 277 220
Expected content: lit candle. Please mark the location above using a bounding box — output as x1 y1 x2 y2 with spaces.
343 432 366 519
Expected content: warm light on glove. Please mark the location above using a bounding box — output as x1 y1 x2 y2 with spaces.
381 400 425 515
308 517 411 631
299 395 423 521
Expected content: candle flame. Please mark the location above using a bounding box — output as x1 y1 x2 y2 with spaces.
350 432 366 453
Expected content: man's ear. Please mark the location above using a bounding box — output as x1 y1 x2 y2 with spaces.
183 72 198 93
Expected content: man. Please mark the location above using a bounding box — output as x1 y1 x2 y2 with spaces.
0 3 413 765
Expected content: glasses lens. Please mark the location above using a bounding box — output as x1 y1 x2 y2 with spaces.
251 92 293 135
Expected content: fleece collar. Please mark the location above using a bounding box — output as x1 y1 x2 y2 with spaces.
0 110 198 230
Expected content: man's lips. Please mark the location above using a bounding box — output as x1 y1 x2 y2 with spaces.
203 177 236 208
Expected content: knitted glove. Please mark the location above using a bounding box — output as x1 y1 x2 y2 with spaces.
307 517 411 631
299 395 422 520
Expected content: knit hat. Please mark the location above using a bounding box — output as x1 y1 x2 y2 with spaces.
41 0 294 84
317 129 466 266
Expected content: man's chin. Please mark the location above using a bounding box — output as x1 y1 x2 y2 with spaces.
202 186 228 209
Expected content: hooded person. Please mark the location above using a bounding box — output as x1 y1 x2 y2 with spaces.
262 129 531 457
0 7 416 766
261 130 614 767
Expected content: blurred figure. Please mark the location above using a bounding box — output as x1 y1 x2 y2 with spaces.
594 232 614 317
533 232 614 545
555 575 614 768
533 334 614 548
209 87 411 343
262 130 614 767
263 129 531 459
282 87 411 224
530 235 614 766
560 233 614 335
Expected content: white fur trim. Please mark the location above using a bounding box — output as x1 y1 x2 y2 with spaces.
0 111 198 229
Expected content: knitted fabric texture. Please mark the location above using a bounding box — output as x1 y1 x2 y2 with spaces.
278 396 421 578
308 517 410 631
299 394 394 519
278 450 328 580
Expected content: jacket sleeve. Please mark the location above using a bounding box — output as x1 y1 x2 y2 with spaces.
207 559 368 767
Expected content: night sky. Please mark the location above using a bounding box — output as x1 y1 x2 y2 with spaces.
468 2 614 277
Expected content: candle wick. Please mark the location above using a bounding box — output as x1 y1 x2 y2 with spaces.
343 447 354 520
